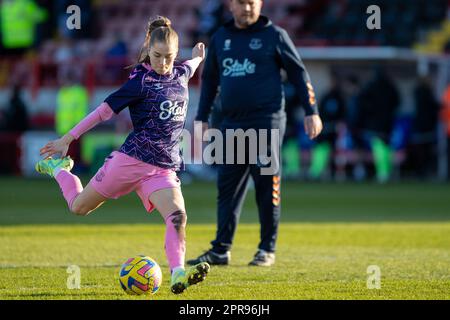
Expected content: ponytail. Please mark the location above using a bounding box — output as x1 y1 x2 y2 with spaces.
136 16 178 65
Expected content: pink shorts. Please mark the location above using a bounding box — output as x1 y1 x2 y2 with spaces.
89 151 181 213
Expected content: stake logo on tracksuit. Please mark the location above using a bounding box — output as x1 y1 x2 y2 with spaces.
222 58 256 77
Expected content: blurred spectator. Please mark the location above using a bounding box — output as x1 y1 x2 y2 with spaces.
308 70 346 180
342 74 365 181
106 34 128 59
56 70 88 136
408 76 440 179
188 92 223 180
54 37 79 83
0 0 47 54
357 67 400 183
282 74 302 178
194 0 230 45
0 84 29 132
441 83 450 181
56 70 88 164
343 74 361 141
103 33 129 82
54 37 74 63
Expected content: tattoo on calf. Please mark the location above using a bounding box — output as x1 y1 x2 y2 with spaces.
168 210 187 236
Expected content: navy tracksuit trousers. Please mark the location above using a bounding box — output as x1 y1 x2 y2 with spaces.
211 120 285 254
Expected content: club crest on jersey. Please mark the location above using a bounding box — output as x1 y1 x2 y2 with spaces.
143 75 165 90
222 58 256 77
223 39 231 51
249 38 262 50
151 83 163 90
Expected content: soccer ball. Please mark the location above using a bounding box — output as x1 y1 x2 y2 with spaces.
119 255 162 295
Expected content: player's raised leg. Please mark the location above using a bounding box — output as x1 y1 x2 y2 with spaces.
36 156 107 215
149 187 210 294
69 183 107 216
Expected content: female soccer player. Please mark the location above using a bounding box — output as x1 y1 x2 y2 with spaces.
36 16 209 295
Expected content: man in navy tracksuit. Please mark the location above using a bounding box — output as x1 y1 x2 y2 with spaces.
187 0 323 266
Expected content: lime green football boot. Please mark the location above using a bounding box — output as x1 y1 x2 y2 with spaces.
35 156 74 178
170 262 210 294
170 269 187 294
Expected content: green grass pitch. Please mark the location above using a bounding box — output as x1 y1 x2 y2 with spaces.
0 177 449 299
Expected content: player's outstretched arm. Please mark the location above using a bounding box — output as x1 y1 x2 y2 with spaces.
196 37 219 123
40 102 115 158
190 43 209 142
192 42 205 61
39 133 73 158
184 42 205 78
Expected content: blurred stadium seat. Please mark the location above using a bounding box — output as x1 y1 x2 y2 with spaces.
1 0 448 89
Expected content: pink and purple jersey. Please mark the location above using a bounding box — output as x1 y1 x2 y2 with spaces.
104 61 194 170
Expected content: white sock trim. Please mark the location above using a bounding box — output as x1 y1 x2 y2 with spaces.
54 168 69 178
171 266 185 275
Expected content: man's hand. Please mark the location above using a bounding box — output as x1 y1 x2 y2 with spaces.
192 42 206 61
304 114 323 139
39 133 74 158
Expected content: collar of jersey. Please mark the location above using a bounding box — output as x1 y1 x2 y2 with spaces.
142 63 176 80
